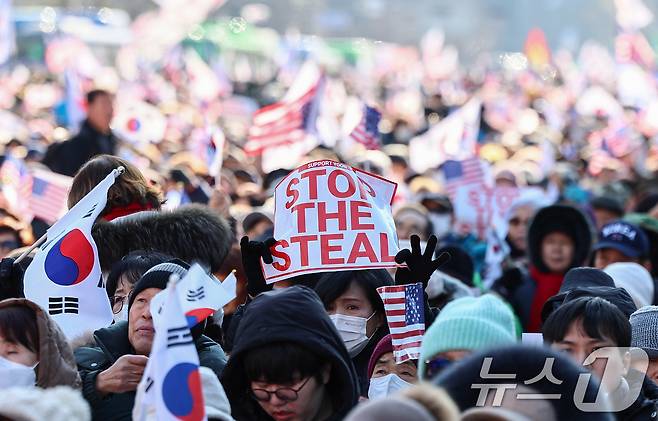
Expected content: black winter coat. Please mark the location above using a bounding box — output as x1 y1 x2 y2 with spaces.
221 286 359 421
74 321 227 421
43 120 117 177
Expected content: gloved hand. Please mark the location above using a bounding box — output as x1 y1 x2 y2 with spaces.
394 235 450 287
240 236 276 297
0 257 24 300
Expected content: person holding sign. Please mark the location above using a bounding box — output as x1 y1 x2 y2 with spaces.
221 286 359 421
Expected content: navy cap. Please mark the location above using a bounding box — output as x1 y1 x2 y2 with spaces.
593 220 649 258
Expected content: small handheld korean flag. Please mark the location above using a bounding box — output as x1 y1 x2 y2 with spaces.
150 264 237 329
23 167 122 340
133 277 206 421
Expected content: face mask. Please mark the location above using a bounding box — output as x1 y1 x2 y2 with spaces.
330 312 376 357
428 213 452 238
0 355 37 389
368 373 413 399
113 304 129 323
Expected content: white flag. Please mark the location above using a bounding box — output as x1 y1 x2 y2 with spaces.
133 279 207 421
150 264 237 329
409 98 481 174
23 168 122 339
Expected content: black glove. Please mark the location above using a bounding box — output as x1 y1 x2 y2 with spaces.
394 235 450 287
0 257 24 300
240 236 276 297
491 267 524 298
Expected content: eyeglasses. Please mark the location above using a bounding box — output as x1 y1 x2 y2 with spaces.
110 295 127 314
251 377 312 402
424 356 453 379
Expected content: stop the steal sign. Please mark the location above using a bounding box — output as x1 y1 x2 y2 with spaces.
263 160 399 283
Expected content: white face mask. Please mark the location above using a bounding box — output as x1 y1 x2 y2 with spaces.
113 304 129 323
0 355 37 389
368 373 413 399
330 312 376 357
429 213 452 238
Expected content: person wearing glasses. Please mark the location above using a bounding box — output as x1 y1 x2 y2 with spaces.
418 294 517 381
105 251 170 323
221 286 359 421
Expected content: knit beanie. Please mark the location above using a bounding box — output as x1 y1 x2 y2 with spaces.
559 267 615 293
367 334 394 379
418 295 516 379
0 386 91 421
128 259 190 310
604 262 655 309
630 306 658 359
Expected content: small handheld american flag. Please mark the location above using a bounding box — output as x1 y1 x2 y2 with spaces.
442 158 485 199
349 104 381 150
377 282 425 363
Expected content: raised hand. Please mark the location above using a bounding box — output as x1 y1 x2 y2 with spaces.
394 234 450 287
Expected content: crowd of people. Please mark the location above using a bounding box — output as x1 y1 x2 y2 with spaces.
1 11 658 420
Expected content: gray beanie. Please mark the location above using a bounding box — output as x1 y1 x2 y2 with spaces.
630 306 658 359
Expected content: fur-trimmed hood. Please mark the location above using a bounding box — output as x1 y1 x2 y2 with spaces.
92 204 233 272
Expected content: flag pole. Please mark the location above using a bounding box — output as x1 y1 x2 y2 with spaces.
14 166 126 265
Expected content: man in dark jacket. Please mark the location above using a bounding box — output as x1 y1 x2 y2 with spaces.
221 286 359 421
74 260 227 421
43 89 117 176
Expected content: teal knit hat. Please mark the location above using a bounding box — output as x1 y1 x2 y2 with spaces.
418 294 516 379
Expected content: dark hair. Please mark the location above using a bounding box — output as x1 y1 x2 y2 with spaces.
105 250 172 298
68 155 163 215
0 226 21 245
543 297 631 347
244 341 325 384
86 89 110 105
0 305 39 355
314 269 393 314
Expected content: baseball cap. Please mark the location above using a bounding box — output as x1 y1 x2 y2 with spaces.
593 220 649 258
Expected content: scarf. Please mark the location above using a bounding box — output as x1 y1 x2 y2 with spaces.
102 202 154 222
528 265 564 332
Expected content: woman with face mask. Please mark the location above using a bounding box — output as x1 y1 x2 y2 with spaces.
0 298 81 389
314 269 391 396
366 335 417 400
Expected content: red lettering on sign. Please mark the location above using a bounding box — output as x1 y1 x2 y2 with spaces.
328 170 356 198
379 232 397 263
285 178 300 209
321 234 345 265
291 202 315 233
271 240 291 271
347 232 378 263
318 201 347 232
350 201 374 230
290 235 318 267
300 169 326 200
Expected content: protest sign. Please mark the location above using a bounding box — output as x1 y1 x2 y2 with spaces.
450 185 521 240
263 160 399 283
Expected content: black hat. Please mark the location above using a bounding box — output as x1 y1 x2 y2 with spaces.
527 204 593 273
541 286 637 322
590 196 624 216
559 267 615 293
128 259 190 310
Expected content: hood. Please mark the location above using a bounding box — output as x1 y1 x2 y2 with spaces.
527 204 593 273
0 298 81 389
92 204 233 272
541 286 637 323
221 286 359 420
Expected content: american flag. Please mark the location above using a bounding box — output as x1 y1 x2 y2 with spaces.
377 283 425 363
442 158 485 199
350 105 381 150
244 76 323 156
28 168 71 224
0 156 32 216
